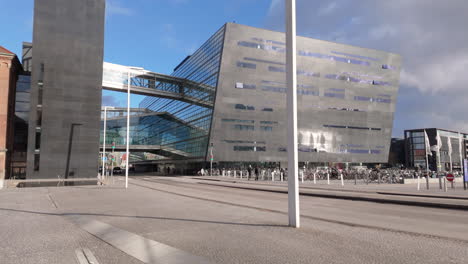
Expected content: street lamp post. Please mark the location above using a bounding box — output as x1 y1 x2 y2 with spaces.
126 71 131 189
124 66 144 189
102 107 108 180
286 0 300 228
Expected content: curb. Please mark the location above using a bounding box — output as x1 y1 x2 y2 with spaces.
196 181 468 211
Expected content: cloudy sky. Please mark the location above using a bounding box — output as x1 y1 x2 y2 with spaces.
1 0 466 137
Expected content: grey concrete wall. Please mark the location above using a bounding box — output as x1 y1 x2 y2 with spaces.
26 0 105 179
210 23 401 164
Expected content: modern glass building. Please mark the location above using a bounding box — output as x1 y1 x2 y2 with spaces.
102 23 401 173
405 128 468 171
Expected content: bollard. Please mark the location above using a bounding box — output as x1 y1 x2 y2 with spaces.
439 174 442 190
301 171 304 183
327 172 330 185
272 172 275 182
378 173 381 184
280 172 283 182
222 170 225 177
354 172 357 185
444 177 447 192
240 170 243 179
313 172 317 184
417 175 421 191
234 170 237 178
451 179 454 189
426 175 430 190
340 172 344 186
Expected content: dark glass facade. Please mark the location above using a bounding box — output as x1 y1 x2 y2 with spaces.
10 75 31 179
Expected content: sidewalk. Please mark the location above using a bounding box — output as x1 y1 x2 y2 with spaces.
192 176 468 210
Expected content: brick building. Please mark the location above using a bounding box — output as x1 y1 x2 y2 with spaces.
0 46 23 186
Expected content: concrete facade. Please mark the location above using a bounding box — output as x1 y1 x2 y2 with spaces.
26 0 106 179
210 23 401 164
0 47 22 185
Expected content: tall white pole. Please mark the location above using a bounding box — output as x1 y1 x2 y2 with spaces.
125 71 130 189
459 132 463 172
102 107 107 179
286 0 300 228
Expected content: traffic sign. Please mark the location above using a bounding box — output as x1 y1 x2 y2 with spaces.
446 173 454 182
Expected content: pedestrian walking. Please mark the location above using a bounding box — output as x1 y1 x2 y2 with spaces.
248 165 252 180
255 166 259 181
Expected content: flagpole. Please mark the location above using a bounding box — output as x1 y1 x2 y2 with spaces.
448 137 453 172
425 130 429 172
436 131 441 172
459 132 463 172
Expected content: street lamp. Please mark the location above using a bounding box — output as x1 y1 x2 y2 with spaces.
126 66 144 189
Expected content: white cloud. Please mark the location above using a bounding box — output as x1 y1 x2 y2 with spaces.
318 2 338 16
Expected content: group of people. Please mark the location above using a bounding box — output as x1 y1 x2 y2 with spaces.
246 165 260 181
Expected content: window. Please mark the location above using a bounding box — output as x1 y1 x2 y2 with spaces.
348 126 369 130
36 107 42 127
331 51 379 62
328 88 345 92
324 125 381 131
235 104 255 111
374 98 392 103
372 80 392 86
260 126 273 131
233 124 254 131
260 121 278 125
298 50 370 66
235 82 256 89
262 86 286 93
234 146 255 151
413 143 425 150
237 41 285 53
244 57 285 66
222 119 254 123
237 61 256 69
324 93 345 99
297 70 320 77
411 132 424 137
324 124 346 129
268 66 286 73
251 37 286 46
34 153 40 171
35 131 41 150
262 108 273 112
224 140 266 144
382 64 396 70
299 146 317 152
354 96 372 102
233 146 266 152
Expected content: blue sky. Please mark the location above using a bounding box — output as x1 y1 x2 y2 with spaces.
1 0 467 137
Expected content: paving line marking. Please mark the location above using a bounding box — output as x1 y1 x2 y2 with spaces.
75 248 100 264
47 193 59 209
131 179 468 244
68 215 213 264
